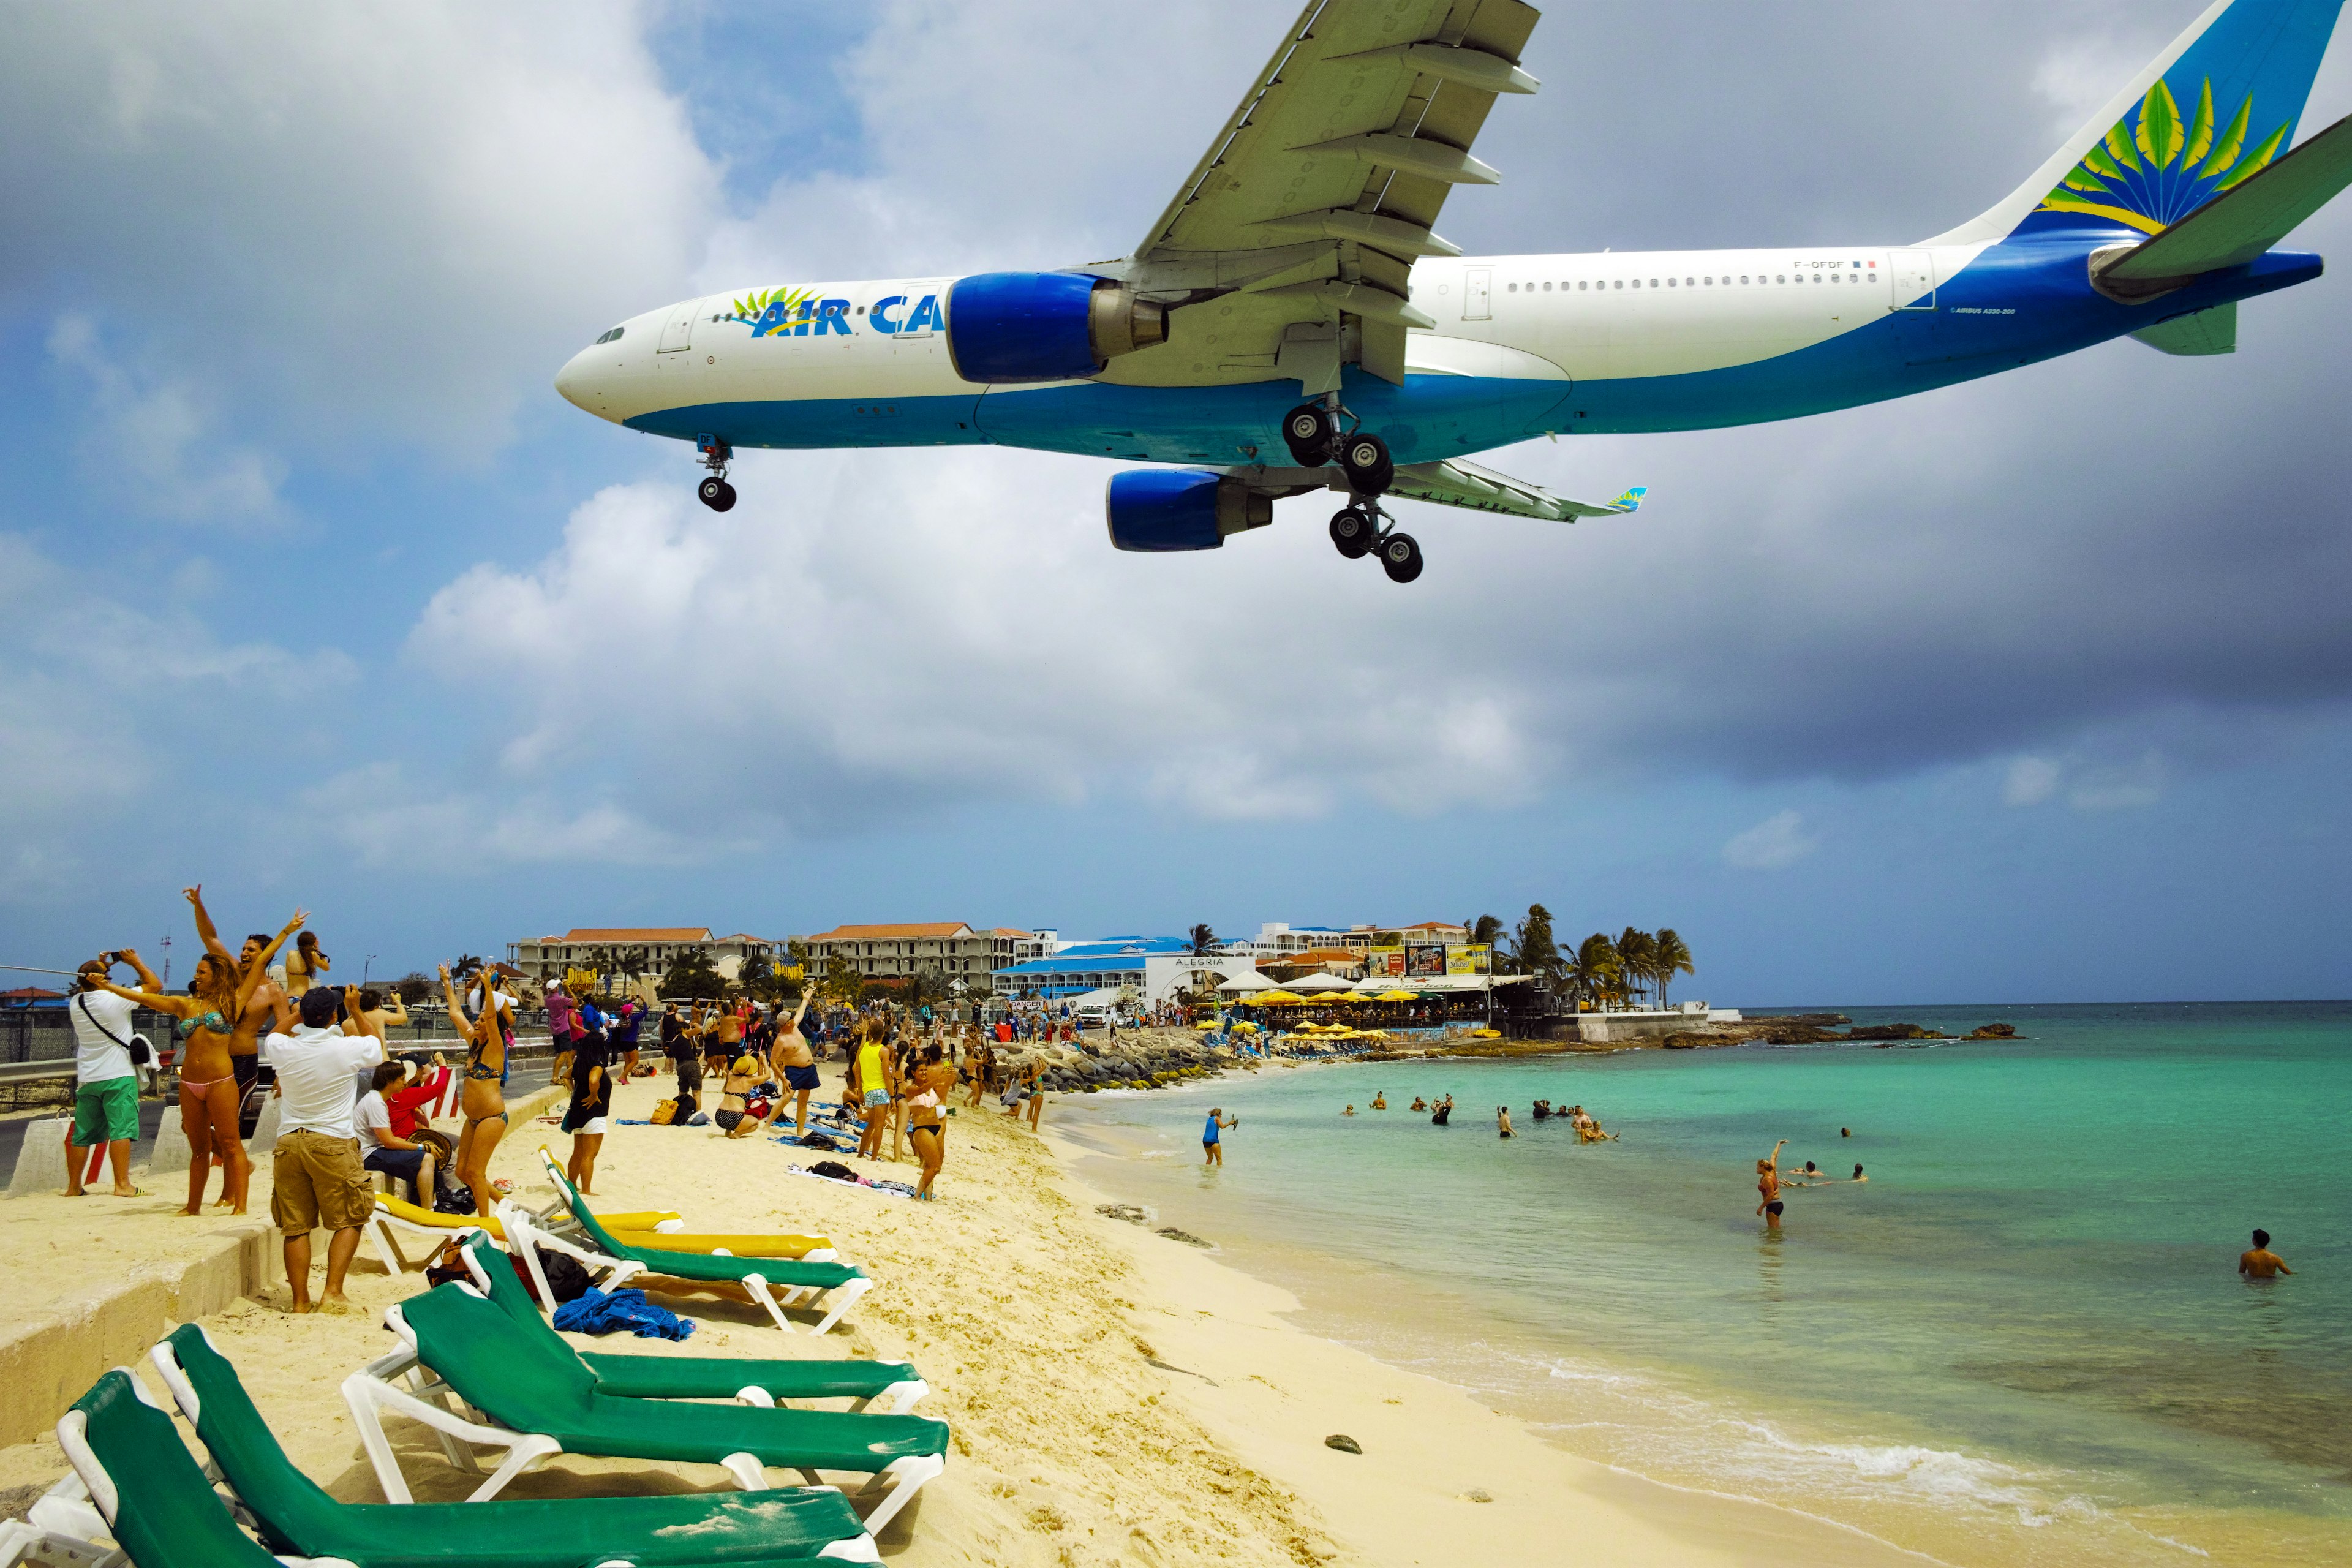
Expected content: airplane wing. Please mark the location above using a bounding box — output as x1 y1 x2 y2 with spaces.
1387 458 1646 522
1128 0 1540 386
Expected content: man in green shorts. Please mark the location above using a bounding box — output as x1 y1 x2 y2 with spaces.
66 955 145 1197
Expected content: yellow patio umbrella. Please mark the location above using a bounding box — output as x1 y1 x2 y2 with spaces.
1253 990 1306 1005
1194 1020 1219 1030
1376 990 1422 1003
1231 1021 1261 1033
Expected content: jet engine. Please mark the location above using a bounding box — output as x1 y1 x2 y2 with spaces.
1104 469 1273 552
946 272 1169 383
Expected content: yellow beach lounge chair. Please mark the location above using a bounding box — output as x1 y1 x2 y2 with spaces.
361 1193 685 1274
533 1148 838 1259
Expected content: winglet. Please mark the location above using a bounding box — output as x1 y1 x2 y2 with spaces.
1610 486 1649 514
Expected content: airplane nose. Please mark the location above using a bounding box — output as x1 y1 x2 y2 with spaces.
554 349 592 411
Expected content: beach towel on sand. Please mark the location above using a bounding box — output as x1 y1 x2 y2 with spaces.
554 1286 698 1340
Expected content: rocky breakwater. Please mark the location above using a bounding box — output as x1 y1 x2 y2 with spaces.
1659 1016 2024 1049
999 1028 1234 1094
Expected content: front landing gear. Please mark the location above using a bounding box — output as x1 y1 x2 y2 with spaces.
696 435 736 512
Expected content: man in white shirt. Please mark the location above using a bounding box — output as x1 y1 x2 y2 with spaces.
66 954 148 1197
262 985 384 1313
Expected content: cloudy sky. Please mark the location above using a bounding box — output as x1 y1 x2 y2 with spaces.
2 0 2347 1004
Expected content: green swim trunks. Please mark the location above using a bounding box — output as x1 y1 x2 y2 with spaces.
73 1077 140 1147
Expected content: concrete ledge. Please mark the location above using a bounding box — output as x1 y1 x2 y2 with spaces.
0 1081 564 1449
0 1218 276 1448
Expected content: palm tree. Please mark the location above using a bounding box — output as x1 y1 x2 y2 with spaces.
1187 923 1221 956
1510 905 1562 986
1616 928 1659 1008
1653 929 1695 1007
1460 913 1506 948
1561 933 1623 1011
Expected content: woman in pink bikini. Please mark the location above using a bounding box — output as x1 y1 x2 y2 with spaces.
90 910 304 1216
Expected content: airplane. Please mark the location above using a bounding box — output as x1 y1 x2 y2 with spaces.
554 0 2352 585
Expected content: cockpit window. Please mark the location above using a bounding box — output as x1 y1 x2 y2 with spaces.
594 326 625 345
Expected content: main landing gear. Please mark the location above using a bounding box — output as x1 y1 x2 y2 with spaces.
695 435 737 512
1289 401 1418 583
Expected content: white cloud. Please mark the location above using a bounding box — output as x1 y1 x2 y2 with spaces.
393 461 1554 849
1 1 720 463
2068 753 2166 812
47 315 285 525
0 534 352 897
1724 810 1819 871
2003 756 2062 807
298 764 713 873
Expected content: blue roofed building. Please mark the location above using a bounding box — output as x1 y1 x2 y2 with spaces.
992 936 1238 1004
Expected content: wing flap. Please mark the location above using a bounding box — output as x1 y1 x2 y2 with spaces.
1389 459 1647 522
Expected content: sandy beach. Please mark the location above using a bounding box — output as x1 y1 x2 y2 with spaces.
0 1063 1925 1566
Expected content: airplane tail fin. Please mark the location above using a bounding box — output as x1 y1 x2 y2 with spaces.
1923 0 2346 246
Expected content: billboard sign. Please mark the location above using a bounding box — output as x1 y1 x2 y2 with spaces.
1405 944 1446 978
1446 944 1492 975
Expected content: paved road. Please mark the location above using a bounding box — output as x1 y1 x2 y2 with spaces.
0 1050 554 1179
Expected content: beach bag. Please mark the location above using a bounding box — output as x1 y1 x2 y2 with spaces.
521 1246 593 1305
648 1098 678 1126
433 1177 476 1216
807 1159 858 1182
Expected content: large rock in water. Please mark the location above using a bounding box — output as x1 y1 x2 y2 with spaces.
1844 1023 1947 1042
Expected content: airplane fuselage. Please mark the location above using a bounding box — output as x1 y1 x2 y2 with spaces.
555 233 2318 468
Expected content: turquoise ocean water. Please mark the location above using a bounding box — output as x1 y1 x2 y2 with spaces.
1058 1003 2351 1567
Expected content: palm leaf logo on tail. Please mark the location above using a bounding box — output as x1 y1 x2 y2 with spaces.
2038 78 2289 233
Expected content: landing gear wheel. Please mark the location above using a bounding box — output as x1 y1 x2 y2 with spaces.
1379 533 1423 584
1283 403 1339 465
1339 432 1394 495
698 477 737 512
1329 508 1374 559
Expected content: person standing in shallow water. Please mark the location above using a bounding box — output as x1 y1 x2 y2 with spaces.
1757 1139 1788 1230
1202 1107 1237 1166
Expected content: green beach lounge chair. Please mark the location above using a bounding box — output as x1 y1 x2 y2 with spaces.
507 1176 873 1336
47 1364 880 1568
453 1230 928 1413
342 1283 948 1533
138 1326 882 1564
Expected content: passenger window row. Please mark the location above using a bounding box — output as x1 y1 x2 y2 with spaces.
1503 268 1877 293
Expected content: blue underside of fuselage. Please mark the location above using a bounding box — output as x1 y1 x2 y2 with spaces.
624 236 2320 466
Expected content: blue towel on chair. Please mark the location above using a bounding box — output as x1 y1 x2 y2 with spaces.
554 1287 698 1340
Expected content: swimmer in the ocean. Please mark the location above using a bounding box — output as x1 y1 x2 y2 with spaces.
2239 1229 2293 1279
1496 1105 1513 1139
1410 1096 1427 1112
1343 1104 1355 1117
1371 1091 1387 1110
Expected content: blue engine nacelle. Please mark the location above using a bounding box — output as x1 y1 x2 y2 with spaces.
946 272 1169 383
1105 469 1274 553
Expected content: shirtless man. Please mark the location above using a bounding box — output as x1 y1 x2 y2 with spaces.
2239 1229 2294 1279
766 988 820 1134
1757 1139 1788 1230
704 999 745 1079
1371 1091 1387 1110
184 886 292 1204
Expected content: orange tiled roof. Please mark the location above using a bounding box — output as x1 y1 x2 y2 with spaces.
806 922 976 941
559 927 713 943
1283 947 1366 964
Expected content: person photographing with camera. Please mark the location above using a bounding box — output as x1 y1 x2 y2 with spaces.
64 950 152 1198
263 984 385 1313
